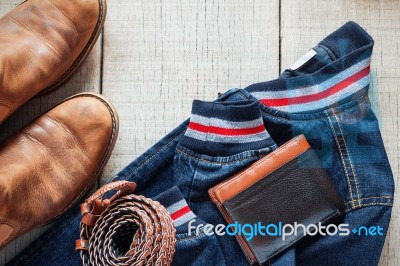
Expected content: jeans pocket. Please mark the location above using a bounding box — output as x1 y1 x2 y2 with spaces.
325 96 394 210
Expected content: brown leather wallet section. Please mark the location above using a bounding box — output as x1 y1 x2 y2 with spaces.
208 134 344 264
209 134 310 204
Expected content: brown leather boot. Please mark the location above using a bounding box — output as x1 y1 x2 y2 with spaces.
0 0 107 124
0 93 118 250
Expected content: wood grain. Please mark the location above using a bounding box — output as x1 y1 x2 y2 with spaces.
280 1 400 265
0 0 399 265
100 0 280 181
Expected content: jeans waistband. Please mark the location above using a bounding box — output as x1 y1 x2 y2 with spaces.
244 21 373 115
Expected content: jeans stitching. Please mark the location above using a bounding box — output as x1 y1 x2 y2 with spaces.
344 196 394 212
345 203 393 212
238 90 251 100
325 110 355 209
349 195 393 202
332 110 362 207
176 231 206 241
175 148 262 165
187 160 200 207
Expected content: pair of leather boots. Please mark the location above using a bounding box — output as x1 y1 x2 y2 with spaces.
0 0 117 250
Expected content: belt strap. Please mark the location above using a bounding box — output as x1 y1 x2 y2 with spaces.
76 181 176 265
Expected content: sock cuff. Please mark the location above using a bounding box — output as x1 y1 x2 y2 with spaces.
180 100 276 156
155 186 196 228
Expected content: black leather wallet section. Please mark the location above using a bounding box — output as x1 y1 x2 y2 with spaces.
209 135 344 265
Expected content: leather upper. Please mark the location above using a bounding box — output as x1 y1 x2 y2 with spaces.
0 93 118 250
0 0 104 124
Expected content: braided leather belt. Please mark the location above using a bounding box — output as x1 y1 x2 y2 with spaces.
75 181 176 266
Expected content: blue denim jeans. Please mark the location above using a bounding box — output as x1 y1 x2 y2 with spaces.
9 21 394 266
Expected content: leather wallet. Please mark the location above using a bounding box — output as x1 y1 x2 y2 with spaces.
208 135 344 265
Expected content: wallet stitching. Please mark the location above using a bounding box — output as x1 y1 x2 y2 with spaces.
325 111 355 209
332 110 362 207
213 136 308 203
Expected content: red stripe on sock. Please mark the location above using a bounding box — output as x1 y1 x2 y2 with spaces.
170 206 191 220
188 122 265 136
260 65 370 107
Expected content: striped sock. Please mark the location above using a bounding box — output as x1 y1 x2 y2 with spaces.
155 186 197 230
180 99 276 156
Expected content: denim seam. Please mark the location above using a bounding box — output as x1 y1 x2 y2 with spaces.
349 195 394 201
111 131 186 182
345 203 393 213
318 44 338 61
176 231 206 241
187 160 200 207
347 202 393 208
259 95 369 122
175 148 263 165
332 109 362 206
344 196 394 212
351 202 393 207
238 90 251 100
325 111 355 209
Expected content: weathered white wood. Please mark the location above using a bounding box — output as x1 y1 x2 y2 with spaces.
0 1 102 264
101 0 280 180
280 1 400 265
1 0 399 265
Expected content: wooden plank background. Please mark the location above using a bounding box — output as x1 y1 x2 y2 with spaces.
0 0 398 265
